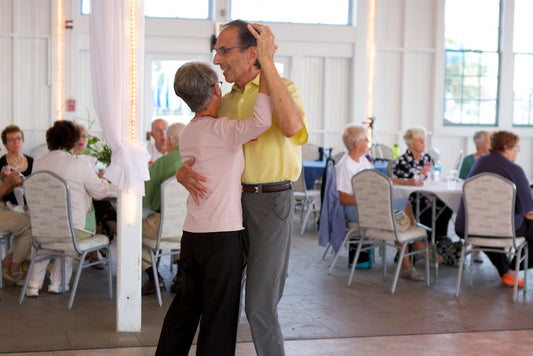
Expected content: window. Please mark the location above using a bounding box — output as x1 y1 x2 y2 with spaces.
81 0 209 19
152 60 192 125
443 0 500 125
231 0 351 25
513 0 533 126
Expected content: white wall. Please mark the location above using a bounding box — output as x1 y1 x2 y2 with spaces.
1 0 532 177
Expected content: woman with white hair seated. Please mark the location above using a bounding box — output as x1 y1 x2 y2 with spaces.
392 126 451 278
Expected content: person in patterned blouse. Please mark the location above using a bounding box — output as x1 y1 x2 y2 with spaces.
392 127 451 274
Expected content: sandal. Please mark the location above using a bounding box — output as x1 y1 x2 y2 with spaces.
400 267 425 281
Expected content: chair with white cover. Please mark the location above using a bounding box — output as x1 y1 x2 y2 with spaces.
142 177 187 307
294 172 321 235
0 231 12 288
18 171 113 310
455 173 528 302
348 169 430 294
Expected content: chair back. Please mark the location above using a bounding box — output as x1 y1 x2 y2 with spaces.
23 171 78 250
463 173 516 239
386 160 395 177
351 169 396 234
158 177 188 244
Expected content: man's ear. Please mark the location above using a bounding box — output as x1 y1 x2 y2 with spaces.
248 46 258 64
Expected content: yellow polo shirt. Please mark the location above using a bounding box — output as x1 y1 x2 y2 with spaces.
219 74 308 184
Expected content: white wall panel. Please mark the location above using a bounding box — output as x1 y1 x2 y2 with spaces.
376 0 404 48
403 52 433 130
374 51 402 134
300 57 324 133
324 57 351 130
0 38 13 124
405 0 435 48
0 0 13 32
16 38 50 131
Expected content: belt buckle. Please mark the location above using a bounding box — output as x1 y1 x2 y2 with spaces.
254 185 262 193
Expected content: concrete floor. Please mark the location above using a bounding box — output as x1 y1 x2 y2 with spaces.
1 217 533 355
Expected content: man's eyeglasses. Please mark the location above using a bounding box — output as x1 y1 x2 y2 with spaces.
6 137 23 143
212 46 241 56
214 81 223 90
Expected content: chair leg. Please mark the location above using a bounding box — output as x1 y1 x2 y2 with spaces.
328 232 352 274
19 248 40 304
106 246 113 300
391 243 407 294
455 242 467 297
347 241 364 286
68 253 86 310
424 239 430 287
322 243 331 260
151 250 163 307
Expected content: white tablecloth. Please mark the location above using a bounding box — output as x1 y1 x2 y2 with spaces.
393 180 463 212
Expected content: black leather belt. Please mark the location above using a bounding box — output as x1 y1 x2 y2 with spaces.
242 181 292 193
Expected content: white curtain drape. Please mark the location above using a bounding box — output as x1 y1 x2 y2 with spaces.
89 0 149 195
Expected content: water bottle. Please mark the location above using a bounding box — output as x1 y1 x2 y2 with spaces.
393 142 399 159
433 160 442 182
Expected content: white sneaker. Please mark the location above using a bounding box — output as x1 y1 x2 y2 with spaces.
48 284 70 294
25 288 39 297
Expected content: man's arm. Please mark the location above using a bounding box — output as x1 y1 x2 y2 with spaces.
248 24 304 138
175 157 209 206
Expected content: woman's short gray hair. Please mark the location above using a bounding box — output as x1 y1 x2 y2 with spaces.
174 62 218 113
342 125 367 151
403 126 427 146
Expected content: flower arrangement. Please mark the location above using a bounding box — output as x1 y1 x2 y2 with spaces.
83 136 112 167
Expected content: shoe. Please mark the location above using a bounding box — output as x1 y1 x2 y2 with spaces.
400 267 425 281
48 284 70 294
501 273 524 288
142 277 166 295
25 288 39 297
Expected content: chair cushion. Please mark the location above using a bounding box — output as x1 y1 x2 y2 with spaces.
40 234 109 252
364 225 427 243
469 236 526 249
142 237 181 250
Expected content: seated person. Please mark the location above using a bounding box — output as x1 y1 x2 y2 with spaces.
455 130 533 288
335 125 373 222
141 122 185 295
0 125 34 206
459 130 490 179
391 126 450 268
0 170 31 284
145 118 168 165
72 123 116 269
25 120 109 297
336 125 424 280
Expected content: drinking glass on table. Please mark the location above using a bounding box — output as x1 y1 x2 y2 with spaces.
447 170 459 189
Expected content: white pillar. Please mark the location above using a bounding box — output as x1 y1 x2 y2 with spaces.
116 0 145 332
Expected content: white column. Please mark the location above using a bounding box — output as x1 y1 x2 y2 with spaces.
116 0 145 332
